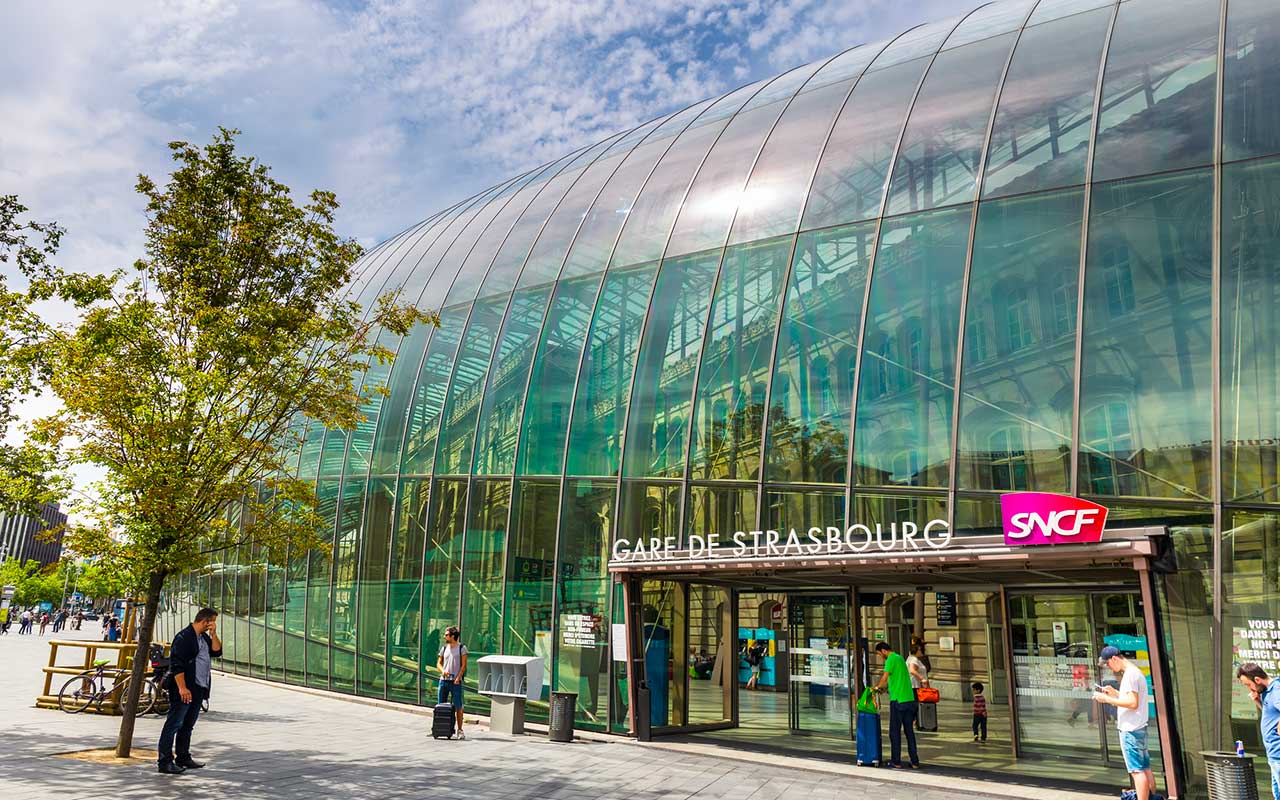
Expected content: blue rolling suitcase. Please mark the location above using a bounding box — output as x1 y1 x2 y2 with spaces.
856 710 882 766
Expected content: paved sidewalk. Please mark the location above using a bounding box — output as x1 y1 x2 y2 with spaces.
0 627 1074 800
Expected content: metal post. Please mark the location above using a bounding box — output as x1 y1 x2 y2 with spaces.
1138 557 1185 800
1000 584 1020 759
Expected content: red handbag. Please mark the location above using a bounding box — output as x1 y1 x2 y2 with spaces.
916 686 940 704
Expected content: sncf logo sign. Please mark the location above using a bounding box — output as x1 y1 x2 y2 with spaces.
1000 493 1108 546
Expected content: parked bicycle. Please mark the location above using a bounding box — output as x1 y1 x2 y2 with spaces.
57 659 159 716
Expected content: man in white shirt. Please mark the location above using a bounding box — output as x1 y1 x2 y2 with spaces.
436 626 469 740
1094 645 1154 800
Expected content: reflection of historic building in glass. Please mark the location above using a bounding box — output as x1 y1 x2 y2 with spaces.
159 0 1280 795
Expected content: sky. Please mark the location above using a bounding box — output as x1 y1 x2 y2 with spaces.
0 0 965 517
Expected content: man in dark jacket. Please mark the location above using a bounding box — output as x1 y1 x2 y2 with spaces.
158 607 222 774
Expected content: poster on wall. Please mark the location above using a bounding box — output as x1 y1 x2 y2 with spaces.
1052 622 1068 644
611 623 628 661
1231 619 1280 719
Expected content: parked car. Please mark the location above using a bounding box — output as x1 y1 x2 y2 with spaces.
80 610 99 621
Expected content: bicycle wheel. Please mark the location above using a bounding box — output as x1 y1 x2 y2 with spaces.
57 672 104 714
111 676 156 717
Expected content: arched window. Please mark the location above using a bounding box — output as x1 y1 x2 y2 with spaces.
1050 268 1077 339
903 320 924 388
966 303 991 364
865 332 891 398
890 448 920 485
1082 399 1138 495
1100 243 1136 318
987 425 1029 491
1005 286 1034 352
812 357 835 416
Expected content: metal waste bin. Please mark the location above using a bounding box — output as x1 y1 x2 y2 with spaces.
548 691 577 742
1202 751 1260 800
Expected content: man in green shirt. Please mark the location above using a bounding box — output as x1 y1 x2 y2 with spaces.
874 641 921 768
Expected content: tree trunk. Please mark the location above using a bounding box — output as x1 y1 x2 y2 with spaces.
115 569 164 758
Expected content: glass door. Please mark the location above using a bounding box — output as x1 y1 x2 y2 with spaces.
787 593 853 737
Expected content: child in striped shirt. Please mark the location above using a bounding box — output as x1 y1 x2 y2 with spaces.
972 681 988 742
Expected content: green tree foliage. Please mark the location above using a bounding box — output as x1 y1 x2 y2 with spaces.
0 196 111 514
33 128 435 755
0 558 64 607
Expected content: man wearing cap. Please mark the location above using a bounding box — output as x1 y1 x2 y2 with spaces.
1094 645 1154 800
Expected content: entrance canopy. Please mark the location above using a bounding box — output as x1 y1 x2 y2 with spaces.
609 526 1166 589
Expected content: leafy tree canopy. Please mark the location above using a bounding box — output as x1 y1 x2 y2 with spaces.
31 128 436 753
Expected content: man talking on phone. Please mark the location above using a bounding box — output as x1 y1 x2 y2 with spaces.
159 608 222 774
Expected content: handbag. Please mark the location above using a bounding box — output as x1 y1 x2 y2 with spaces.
856 686 879 714
916 686 940 704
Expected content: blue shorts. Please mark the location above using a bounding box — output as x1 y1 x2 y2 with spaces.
437 678 463 708
1119 728 1150 772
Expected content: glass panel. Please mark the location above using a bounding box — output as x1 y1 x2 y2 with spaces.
619 481 682 550
555 480 616 729
957 189 1084 493
802 57 932 230
306 480 338 688
641 580 686 727
943 0 1036 50
765 222 875 484
622 250 723 478
729 78 861 244
981 6 1112 199
851 492 948 531
689 237 791 481
369 320 433 476
423 478 467 684
1224 0 1280 162
1028 0 1113 26
434 296 507 475
1222 511 1280 799
1091 0 1219 182
666 63 822 258
397 304 469 475
610 84 760 268
473 287 554 475
805 44 879 92
765 488 847 534
356 479 393 697
517 273 607 476
564 263 660 477
954 492 1004 535
284 543 307 683
869 20 956 70
853 207 971 488
394 181 512 307
685 485 758 551
1078 170 1213 500
330 479 363 692
686 583 732 726
1223 159 1280 503
457 479 506 669
885 33 1018 216
387 478 428 702
502 480 559 719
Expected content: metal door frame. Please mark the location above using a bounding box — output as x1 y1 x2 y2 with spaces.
784 589 855 740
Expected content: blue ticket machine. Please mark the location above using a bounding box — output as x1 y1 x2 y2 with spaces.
643 623 670 727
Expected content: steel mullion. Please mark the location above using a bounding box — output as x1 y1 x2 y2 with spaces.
842 10 976 532
946 0 1041 532
1211 0 1229 754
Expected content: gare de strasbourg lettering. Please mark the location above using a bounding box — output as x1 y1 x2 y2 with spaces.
608 492 1111 563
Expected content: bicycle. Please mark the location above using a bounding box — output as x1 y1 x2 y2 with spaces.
57 659 158 716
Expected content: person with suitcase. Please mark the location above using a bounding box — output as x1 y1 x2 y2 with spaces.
873 641 920 769
908 643 936 731
435 626 468 740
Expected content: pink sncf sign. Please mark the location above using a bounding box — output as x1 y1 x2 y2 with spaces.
1000 493 1109 546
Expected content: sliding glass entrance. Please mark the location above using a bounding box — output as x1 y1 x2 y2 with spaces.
787 593 853 737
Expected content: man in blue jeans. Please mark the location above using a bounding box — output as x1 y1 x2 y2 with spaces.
873 641 922 769
1094 646 1153 800
158 608 221 774
1238 662 1280 799
436 626 468 740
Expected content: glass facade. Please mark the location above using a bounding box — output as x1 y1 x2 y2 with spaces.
156 3 1280 796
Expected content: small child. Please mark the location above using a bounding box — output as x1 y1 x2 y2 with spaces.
972 681 988 742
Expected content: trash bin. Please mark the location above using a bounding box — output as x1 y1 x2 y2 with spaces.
1202 751 1260 800
548 691 577 742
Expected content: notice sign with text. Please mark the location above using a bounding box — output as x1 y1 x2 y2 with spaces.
560 613 599 648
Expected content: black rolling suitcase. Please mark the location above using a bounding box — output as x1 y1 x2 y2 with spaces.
432 702 456 739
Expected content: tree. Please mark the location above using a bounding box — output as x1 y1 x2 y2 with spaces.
34 128 435 756
0 196 110 515
0 558 64 607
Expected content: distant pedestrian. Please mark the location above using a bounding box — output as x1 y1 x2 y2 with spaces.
158 607 222 774
106 615 121 642
74 611 84 630
1238 663 1280 800
436 625 469 740
20 609 33 634
38 612 49 635
0 607 9 635
53 610 67 633
971 682 988 743
1094 645 1153 800
101 614 110 639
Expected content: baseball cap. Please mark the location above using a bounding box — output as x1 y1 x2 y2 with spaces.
1098 645 1121 665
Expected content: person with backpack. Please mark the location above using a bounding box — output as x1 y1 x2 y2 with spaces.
436 626 468 740
744 641 766 690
